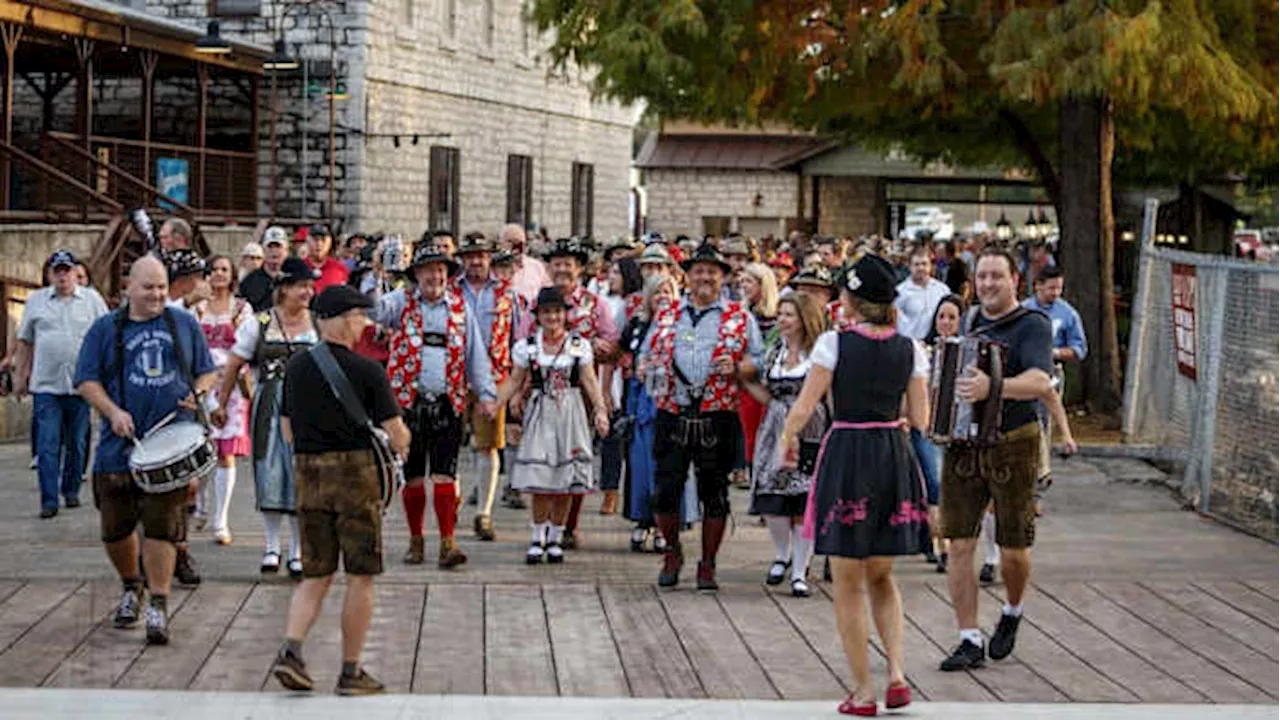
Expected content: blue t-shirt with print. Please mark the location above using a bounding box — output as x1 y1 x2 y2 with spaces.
74 308 217 474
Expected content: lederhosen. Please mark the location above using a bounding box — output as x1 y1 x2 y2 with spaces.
402 329 465 479
650 305 748 520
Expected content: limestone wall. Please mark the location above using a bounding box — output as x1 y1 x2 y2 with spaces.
642 168 807 238
816 177 881 237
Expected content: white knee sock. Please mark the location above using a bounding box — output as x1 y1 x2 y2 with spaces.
981 511 1000 565
547 524 565 545
765 516 792 562
263 511 282 556
530 522 547 545
212 466 236 534
287 515 301 561
790 526 813 581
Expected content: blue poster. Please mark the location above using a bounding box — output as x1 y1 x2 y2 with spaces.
155 157 189 210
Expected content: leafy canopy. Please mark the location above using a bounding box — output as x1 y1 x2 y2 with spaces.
531 0 1278 183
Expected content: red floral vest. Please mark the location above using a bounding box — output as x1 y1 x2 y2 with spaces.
650 299 750 414
454 275 516 384
826 300 849 330
567 286 600 339
387 287 469 416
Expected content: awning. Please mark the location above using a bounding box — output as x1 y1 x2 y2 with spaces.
635 134 830 171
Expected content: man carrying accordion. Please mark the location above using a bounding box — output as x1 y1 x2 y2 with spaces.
272 285 410 696
932 246 1055 674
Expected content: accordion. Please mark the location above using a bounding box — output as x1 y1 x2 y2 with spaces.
928 337 1006 446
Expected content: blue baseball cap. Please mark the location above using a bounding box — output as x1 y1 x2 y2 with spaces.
48 249 76 269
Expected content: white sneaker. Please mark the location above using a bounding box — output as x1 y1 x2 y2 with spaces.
546 542 564 564
525 543 544 565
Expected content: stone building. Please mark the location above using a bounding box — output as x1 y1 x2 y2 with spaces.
145 0 634 238
637 120 1046 240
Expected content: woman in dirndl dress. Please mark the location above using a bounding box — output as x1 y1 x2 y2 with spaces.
214 257 317 579
496 287 610 565
194 255 253 545
778 254 930 717
745 292 828 597
620 274 700 552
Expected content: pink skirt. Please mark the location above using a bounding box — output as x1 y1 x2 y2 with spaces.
216 435 251 457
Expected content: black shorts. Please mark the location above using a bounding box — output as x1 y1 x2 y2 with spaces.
93 472 188 544
404 399 463 479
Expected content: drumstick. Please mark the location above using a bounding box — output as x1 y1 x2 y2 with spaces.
142 410 178 439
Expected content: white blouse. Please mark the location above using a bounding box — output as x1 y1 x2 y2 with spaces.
513 330 595 371
767 346 812 381
811 329 929 378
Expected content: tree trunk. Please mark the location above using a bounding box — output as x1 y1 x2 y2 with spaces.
1057 96 1122 414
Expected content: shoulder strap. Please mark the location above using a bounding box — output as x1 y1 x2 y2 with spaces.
162 308 195 390
114 306 129 398
308 342 374 431
966 306 1031 338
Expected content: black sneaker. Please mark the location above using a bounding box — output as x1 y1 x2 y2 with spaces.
113 587 143 628
936 552 949 574
39 507 57 519
939 639 985 671
145 605 169 645
273 649 314 691
175 549 202 586
336 668 385 696
923 547 938 564
64 496 81 509
989 613 1021 660
979 563 996 585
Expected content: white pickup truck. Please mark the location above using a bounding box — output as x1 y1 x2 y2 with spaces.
899 206 955 241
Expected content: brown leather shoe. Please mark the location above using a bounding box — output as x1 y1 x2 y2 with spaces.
438 537 468 569
403 536 425 565
561 529 580 550
474 514 496 542
598 490 619 515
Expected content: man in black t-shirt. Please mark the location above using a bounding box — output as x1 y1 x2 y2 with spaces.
239 226 288 311
938 246 1054 673
271 285 409 696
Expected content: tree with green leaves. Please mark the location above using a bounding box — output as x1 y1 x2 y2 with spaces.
531 0 1277 413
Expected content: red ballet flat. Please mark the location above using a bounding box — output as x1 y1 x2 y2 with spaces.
838 694 878 716
885 681 912 709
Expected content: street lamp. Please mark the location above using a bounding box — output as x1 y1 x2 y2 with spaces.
1036 208 1052 238
1023 209 1039 239
263 1 343 222
194 21 231 54
263 39 298 71
995 211 1012 241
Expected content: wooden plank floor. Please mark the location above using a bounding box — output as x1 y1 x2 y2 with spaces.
0 578 1270 703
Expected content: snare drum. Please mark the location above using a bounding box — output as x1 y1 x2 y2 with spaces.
129 421 217 494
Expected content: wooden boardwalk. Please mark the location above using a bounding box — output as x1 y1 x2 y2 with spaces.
5 576 1276 702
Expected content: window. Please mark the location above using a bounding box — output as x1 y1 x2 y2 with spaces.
0 280 36 359
483 0 495 47
506 155 534 227
429 146 461 238
570 162 594 238
209 0 261 16
443 0 457 38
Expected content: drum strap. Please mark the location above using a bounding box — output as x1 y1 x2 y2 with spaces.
309 342 375 434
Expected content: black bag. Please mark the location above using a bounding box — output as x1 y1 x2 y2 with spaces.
798 439 822 476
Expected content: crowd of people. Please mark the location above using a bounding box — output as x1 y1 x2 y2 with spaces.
12 216 1089 710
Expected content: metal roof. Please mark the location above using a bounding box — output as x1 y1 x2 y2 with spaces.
36 0 271 56
634 133 830 171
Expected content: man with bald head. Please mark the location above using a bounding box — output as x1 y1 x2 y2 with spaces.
75 255 217 646
501 223 550 303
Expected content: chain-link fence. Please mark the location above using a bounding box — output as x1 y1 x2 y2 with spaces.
1122 200 1279 540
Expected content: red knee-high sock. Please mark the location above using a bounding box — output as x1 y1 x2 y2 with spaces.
402 484 427 538
433 483 458 539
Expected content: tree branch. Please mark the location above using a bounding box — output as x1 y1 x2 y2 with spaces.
999 108 1061 212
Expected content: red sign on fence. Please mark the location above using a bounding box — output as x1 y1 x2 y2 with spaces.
1171 263 1197 380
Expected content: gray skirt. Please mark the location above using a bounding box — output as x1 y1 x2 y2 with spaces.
251 376 296 513
511 388 596 495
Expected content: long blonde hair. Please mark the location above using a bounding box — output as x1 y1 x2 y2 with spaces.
742 262 778 319
640 273 678 321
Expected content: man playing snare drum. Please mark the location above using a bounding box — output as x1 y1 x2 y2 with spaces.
74 255 217 646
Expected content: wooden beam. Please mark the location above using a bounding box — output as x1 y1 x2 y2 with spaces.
74 36 94 220
249 73 259 214
139 49 156 187
0 2 264 74
0 23 22 210
195 62 208 211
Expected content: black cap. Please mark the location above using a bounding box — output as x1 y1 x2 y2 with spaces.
493 250 516 266
409 236 461 276
47 248 76 269
164 249 205 281
532 286 568 312
314 284 374 319
545 237 589 265
277 256 319 286
680 242 732 274
308 223 332 239
845 254 899 304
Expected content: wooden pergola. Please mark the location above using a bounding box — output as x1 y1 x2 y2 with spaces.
0 0 268 222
